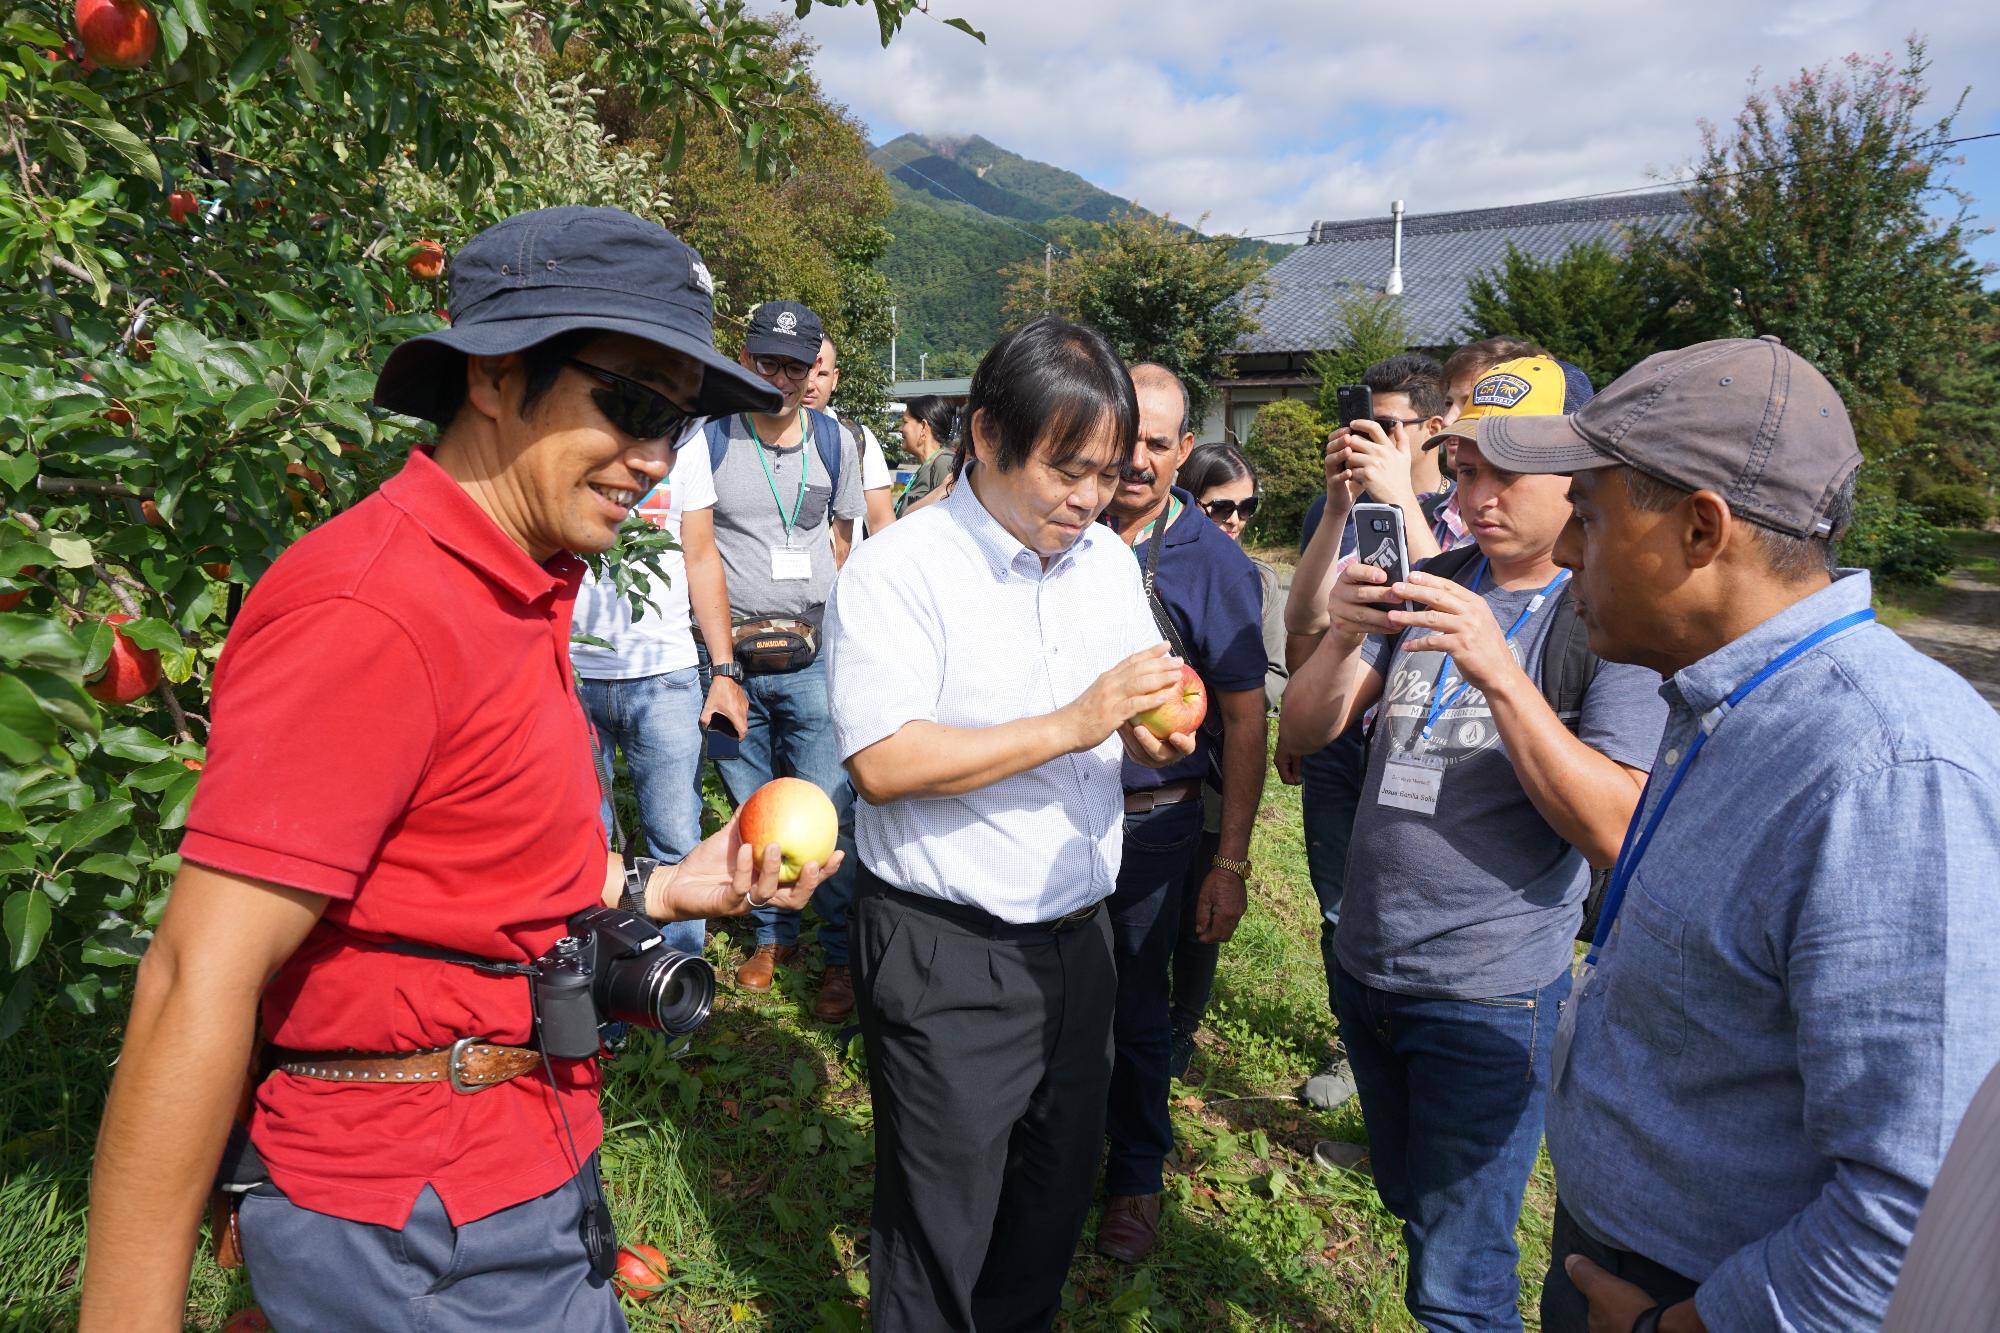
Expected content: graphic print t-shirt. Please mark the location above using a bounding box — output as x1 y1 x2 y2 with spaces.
1337 560 1668 999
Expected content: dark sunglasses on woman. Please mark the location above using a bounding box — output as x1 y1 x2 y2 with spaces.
569 359 696 443
1202 497 1259 521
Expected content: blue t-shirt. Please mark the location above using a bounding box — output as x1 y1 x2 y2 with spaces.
1119 488 1268 791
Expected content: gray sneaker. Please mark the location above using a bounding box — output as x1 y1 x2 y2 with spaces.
1312 1139 1369 1173
1297 1063 1357 1111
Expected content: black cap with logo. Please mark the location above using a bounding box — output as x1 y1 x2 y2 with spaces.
741 300 825 365
373 206 781 425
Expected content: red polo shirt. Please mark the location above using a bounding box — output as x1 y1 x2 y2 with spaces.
182 450 607 1228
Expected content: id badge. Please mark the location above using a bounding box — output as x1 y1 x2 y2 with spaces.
769 546 812 582
1551 960 1591 1089
1378 752 1445 816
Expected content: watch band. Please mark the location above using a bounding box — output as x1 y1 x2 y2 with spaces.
1211 853 1252 879
620 856 661 917
709 661 745 682
1630 1305 1665 1333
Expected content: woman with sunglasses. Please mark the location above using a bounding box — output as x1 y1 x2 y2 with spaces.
1164 443 1287 1078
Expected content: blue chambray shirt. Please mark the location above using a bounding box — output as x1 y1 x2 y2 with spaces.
1547 570 2000 1331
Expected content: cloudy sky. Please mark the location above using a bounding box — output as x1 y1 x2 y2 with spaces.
792 0 2000 276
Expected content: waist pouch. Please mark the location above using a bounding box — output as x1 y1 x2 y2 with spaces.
733 617 818 674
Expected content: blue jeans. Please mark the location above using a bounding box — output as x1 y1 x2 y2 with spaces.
1105 798 1203 1195
579 669 705 957
697 648 856 966
1333 964 1573 1333
1300 724 1368 1016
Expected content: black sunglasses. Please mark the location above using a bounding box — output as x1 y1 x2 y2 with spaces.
1374 416 1426 432
1203 497 1259 521
568 359 695 443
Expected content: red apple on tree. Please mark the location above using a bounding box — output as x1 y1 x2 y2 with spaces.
167 189 198 224
86 613 162 705
1132 664 1206 740
738 777 838 884
612 1243 669 1300
406 241 446 281
0 565 39 612
72 0 159 70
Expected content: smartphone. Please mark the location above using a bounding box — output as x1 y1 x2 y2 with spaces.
1335 384 1374 427
704 711 741 760
1351 502 1414 612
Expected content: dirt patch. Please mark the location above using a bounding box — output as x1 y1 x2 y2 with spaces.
1891 566 2000 711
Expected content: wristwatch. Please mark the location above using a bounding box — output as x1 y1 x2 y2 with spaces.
710 661 745 682
1211 854 1252 880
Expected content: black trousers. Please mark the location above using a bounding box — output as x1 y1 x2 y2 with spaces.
1539 1197 1701 1333
852 868 1117 1333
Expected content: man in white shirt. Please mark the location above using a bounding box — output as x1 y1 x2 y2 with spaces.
804 335 895 536
572 429 748 954
825 317 1197 1331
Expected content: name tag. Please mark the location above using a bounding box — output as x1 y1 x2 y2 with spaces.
770 546 812 582
1378 752 1445 816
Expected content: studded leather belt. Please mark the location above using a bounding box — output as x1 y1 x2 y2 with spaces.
269 1036 542 1094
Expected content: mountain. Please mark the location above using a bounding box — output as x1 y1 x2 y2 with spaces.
871 134 1292 377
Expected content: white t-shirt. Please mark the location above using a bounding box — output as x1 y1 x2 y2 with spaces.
571 435 716 680
854 422 892 537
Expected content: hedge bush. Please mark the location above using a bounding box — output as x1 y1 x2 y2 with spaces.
1242 398 1328 546
1840 497 1957 587
1911 483 1992 530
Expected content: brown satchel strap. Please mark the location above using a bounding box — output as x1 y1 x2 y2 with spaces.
271 1036 540 1094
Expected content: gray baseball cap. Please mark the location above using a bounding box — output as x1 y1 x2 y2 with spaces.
1477 335 1861 538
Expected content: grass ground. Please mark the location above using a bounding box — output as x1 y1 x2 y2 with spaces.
0 751 1559 1332
1866 527 1999 627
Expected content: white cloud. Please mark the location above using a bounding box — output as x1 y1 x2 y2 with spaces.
789 0 2000 257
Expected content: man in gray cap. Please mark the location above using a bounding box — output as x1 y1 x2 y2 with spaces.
81 207 842 1331
1472 336 2000 1333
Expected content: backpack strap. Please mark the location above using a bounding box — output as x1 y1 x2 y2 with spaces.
708 411 845 516
1537 584 1600 734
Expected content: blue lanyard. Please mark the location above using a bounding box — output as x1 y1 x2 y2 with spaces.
1584 607 1876 966
1416 558 1571 746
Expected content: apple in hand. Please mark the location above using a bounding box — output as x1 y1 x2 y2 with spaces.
738 777 838 884
1132 663 1206 740
85 613 162 705
73 0 159 70
612 1243 669 1300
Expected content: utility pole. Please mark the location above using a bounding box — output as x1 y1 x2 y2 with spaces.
920 352 927 379
889 304 897 382
1044 242 1053 312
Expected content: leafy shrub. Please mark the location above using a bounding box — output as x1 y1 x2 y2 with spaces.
1242 398 1328 545
1911 483 1992 529
1840 497 1957 587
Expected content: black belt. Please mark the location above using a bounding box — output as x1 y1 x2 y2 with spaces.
880 884 1102 938
1124 778 1203 814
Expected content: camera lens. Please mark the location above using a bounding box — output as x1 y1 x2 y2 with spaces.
598 948 715 1035
1371 518 1390 532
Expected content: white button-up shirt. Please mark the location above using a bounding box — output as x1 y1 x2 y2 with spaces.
824 474 1160 923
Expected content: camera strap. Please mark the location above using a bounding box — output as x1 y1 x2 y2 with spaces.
370 937 540 977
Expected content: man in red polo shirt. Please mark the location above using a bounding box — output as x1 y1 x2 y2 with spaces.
80 207 843 1332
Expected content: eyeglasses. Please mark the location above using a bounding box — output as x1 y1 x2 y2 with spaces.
751 355 813 383
1374 416 1427 432
568 360 695 444
1202 497 1259 521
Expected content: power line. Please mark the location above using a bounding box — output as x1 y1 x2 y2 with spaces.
874 148 1065 254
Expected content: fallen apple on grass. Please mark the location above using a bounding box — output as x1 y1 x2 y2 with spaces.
612 1243 669 1301
738 777 838 884
220 1308 271 1333
1132 664 1206 740
85 613 161 705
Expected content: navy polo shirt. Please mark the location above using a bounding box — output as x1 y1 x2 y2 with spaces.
1119 487 1267 791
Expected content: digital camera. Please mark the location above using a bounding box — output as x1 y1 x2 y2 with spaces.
531 906 715 1059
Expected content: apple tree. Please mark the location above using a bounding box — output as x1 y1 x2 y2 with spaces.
0 0 970 1039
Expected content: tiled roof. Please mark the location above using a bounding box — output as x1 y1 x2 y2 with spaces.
1233 190 1693 354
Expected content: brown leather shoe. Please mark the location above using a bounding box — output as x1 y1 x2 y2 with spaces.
812 964 855 1022
1094 1192 1162 1264
734 943 797 993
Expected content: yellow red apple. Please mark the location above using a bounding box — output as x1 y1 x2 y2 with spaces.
85 613 161 705
406 241 446 281
1132 664 1206 739
738 777 838 884
73 0 158 70
612 1243 669 1301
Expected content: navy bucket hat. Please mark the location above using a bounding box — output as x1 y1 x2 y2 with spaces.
373 207 780 425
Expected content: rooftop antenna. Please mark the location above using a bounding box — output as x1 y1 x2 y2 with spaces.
1385 199 1405 296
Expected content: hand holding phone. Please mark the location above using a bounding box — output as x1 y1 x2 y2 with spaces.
1335 384 1375 427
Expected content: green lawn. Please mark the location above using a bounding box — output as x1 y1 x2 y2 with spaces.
1 758 1561 1331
